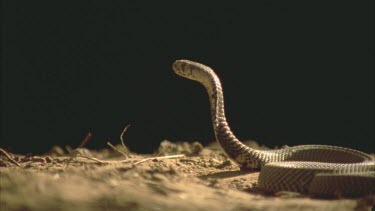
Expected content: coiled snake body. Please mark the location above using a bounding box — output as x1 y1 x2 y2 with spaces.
172 60 375 197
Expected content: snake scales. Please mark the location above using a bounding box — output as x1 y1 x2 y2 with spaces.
172 59 375 197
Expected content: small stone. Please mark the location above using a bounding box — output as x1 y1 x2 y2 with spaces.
191 142 203 155
45 156 53 163
152 173 168 182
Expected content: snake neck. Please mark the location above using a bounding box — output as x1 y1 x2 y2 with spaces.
172 60 263 169
203 72 261 169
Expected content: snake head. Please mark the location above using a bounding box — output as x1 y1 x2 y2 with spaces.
172 60 199 80
172 60 219 87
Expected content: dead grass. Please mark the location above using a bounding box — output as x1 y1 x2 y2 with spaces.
0 141 374 211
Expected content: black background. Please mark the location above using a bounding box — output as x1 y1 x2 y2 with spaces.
1 1 374 154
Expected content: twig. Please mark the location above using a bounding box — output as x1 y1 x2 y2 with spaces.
0 148 21 167
107 141 129 158
134 154 185 165
65 131 94 167
120 124 131 150
65 154 184 166
66 153 106 167
106 124 131 158
119 124 131 157
79 156 106 164
77 131 93 148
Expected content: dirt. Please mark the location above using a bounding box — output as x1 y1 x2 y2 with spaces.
1 140 374 211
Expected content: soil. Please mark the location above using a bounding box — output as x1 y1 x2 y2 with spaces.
1 140 374 211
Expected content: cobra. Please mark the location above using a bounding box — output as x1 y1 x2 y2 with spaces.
172 59 375 197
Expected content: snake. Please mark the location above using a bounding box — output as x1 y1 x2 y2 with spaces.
172 59 375 197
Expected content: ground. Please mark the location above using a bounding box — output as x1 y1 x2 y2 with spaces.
1 140 374 211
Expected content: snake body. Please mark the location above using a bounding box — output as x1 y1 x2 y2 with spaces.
172 60 375 197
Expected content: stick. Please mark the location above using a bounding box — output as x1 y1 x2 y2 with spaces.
77 131 93 148
66 154 184 166
106 124 131 158
120 124 131 150
133 154 185 165
0 148 21 167
79 156 106 164
107 141 129 158
119 124 131 157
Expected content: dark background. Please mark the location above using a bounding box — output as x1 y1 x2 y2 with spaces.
1 1 373 154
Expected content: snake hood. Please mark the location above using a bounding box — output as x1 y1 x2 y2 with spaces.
173 60 220 91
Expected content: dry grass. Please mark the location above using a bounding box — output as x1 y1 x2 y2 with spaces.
1 141 374 211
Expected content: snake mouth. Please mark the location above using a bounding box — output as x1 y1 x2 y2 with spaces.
172 60 182 73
